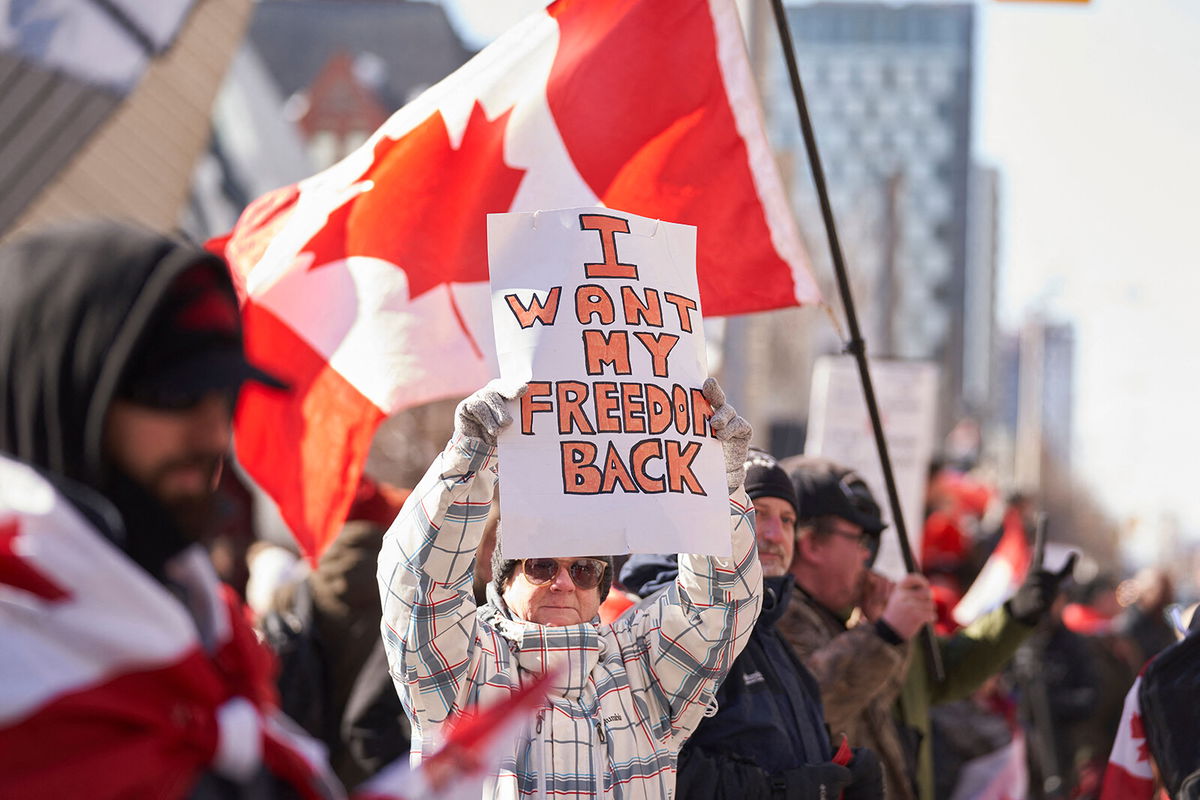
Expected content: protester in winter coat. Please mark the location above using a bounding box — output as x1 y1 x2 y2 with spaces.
0 221 343 798
929 674 1021 800
1025 596 1100 794
1064 576 1140 796
620 449 884 799
777 456 1070 800
378 378 760 799
1118 608 1200 800
264 509 412 786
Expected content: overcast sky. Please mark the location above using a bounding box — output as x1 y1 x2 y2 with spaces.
436 0 1200 559
977 0 1200 560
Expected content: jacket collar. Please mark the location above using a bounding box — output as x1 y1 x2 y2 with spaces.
480 584 601 698
759 574 794 627
794 582 853 629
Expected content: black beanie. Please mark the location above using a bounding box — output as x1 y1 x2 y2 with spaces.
491 527 614 603
743 448 798 514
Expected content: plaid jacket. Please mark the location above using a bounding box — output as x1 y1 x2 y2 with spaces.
378 435 761 799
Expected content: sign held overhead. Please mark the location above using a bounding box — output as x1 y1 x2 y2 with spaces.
488 207 729 559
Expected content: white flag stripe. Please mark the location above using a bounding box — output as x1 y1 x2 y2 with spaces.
952 556 1016 626
707 0 819 305
1108 675 1153 777
0 458 201 724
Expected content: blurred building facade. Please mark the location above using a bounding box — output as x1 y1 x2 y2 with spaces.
738 1 991 456
995 318 1076 489
248 0 472 169
185 0 474 239
0 0 253 242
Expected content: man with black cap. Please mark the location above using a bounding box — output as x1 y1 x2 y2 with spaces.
0 220 343 797
778 456 1072 800
621 449 883 799
379 378 763 799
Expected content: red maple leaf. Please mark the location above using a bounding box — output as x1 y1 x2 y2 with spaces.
0 518 70 602
1130 711 1150 762
301 102 526 353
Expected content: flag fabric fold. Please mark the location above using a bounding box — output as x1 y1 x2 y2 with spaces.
353 669 556 800
949 731 1029 800
0 455 340 800
1 454 550 799
1099 670 1157 800
952 507 1032 626
213 0 819 559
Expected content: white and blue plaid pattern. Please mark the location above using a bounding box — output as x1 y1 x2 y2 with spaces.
378 435 762 798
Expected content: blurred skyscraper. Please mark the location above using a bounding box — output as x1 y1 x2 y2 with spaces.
993 318 1074 493
746 1 989 450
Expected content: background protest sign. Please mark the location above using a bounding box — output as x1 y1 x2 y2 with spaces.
488 207 730 559
806 356 940 579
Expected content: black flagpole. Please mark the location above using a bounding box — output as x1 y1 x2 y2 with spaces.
766 0 945 682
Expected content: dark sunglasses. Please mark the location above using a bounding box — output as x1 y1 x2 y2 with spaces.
521 557 607 590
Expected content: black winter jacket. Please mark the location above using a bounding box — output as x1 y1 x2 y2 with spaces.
621 555 833 798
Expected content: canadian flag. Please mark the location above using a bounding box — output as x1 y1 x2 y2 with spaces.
355 669 557 800
952 506 1032 626
211 0 819 559
1099 670 1157 800
0 454 553 799
0 456 340 799
949 731 1028 800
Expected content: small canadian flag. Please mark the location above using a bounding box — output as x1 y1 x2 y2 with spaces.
952 506 1032 626
212 0 820 559
1099 670 1157 800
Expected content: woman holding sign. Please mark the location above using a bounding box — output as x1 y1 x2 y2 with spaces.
378 377 759 799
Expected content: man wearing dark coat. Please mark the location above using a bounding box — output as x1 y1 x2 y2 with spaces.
621 449 883 799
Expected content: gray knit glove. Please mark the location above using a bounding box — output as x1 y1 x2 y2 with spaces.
702 377 752 493
454 380 528 445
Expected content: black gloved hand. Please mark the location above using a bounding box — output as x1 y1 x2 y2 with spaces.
775 761 853 799
1006 553 1077 625
842 746 884 800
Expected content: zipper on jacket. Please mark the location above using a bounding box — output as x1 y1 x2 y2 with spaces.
592 718 607 797
535 709 547 800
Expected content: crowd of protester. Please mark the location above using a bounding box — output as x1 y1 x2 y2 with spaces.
4 220 1200 798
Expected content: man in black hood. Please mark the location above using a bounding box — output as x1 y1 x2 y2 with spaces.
0 219 285 576
620 448 883 799
0 221 347 798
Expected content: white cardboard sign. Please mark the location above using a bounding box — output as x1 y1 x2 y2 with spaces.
806 356 940 579
487 207 729 559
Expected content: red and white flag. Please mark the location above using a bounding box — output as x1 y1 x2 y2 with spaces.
211 0 820 560
0 455 553 798
952 507 1032 626
354 669 556 800
1099 670 1157 800
949 731 1028 800
0 455 340 800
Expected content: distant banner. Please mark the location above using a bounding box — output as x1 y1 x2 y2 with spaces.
806 356 940 579
488 207 729 559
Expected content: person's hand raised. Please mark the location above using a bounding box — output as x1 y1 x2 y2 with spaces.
702 378 752 494
454 380 528 445
880 573 937 640
858 571 894 623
